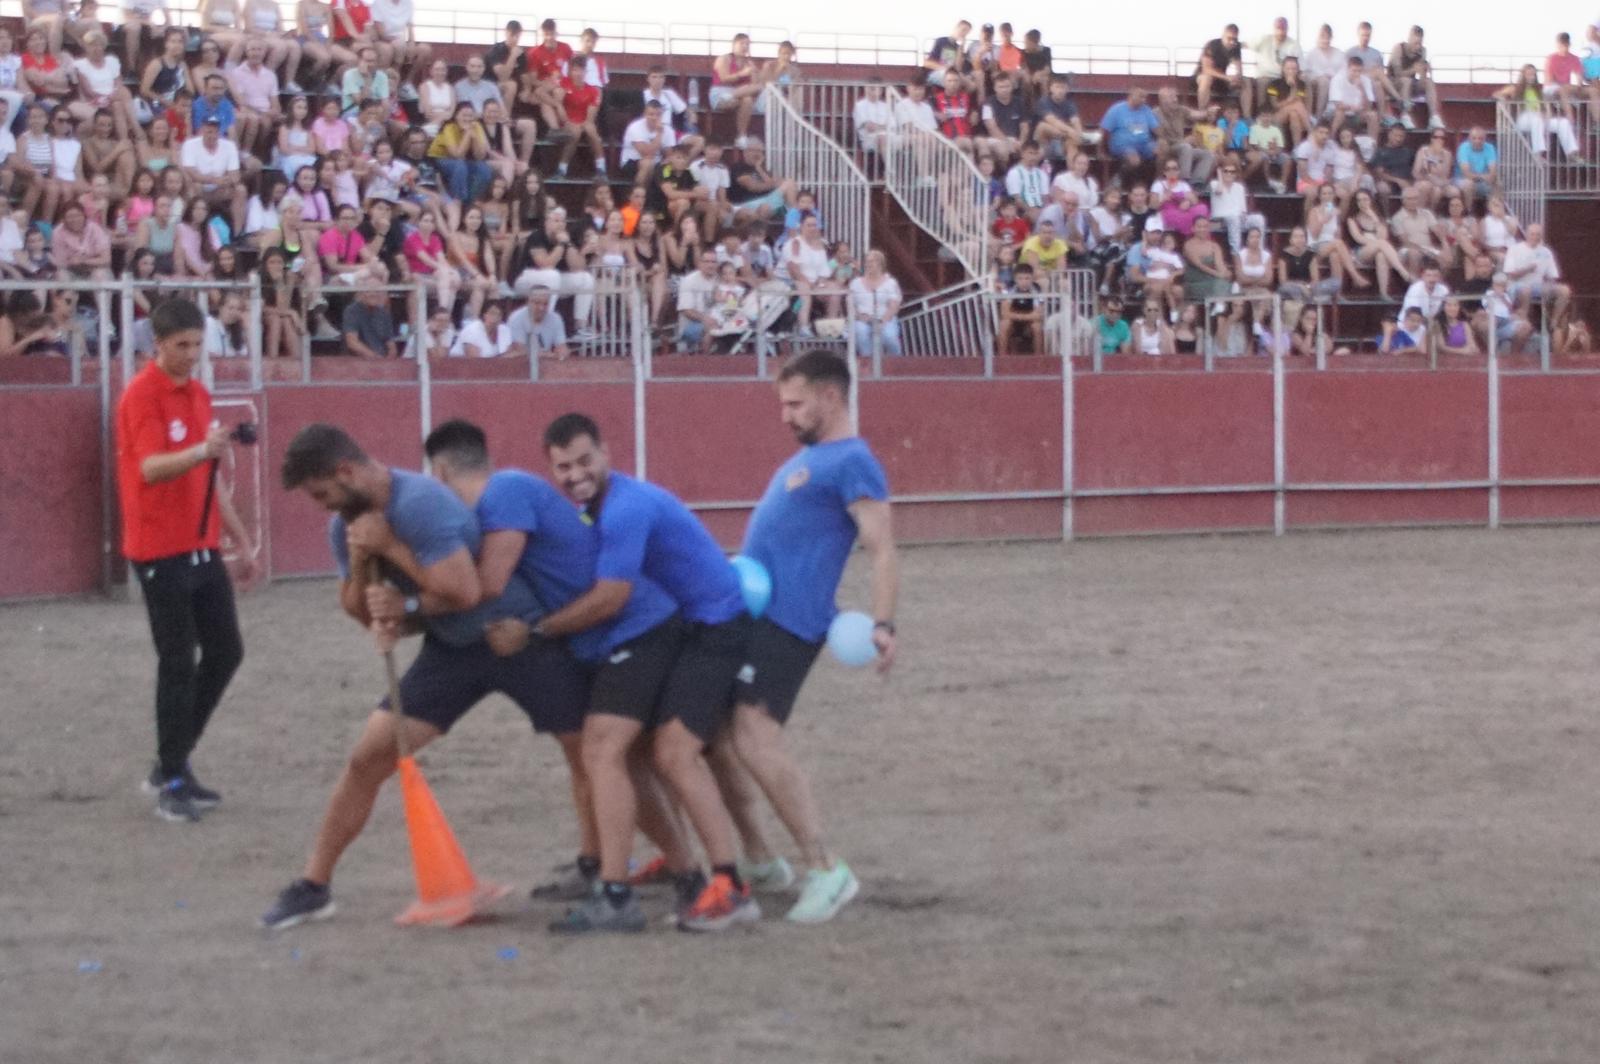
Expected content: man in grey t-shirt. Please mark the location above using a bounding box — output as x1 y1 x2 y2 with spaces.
507 287 570 358
1346 21 1396 116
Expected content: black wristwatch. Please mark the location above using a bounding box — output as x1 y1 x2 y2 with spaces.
874 620 896 636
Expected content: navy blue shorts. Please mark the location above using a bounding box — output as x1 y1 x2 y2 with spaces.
381 635 589 736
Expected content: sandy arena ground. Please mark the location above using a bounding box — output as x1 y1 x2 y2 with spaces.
2 528 1598 1064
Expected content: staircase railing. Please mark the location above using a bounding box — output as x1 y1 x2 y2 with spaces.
881 88 990 280
897 277 996 366
1497 99 1548 229
763 84 872 269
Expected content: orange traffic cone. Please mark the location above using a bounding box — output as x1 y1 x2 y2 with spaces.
393 756 509 927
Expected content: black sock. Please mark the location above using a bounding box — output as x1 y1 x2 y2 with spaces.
713 864 744 892
576 854 600 880
602 881 632 908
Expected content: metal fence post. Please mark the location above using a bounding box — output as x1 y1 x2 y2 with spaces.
98 286 115 594
1487 299 1501 530
248 273 264 392
1060 299 1074 542
1272 294 1286 536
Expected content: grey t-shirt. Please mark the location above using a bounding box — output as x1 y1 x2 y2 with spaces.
508 305 567 353
453 77 503 114
1345 45 1385 75
342 300 396 354
329 469 541 646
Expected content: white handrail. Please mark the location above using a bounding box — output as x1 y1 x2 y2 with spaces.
1497 98 1548 230
881 86 989 279
762 84 872 275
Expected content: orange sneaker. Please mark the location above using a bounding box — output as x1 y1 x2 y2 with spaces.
676 873 761 933
626 855 671 887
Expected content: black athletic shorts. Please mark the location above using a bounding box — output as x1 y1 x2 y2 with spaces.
658 613 755 744
733 618 822 726
586 617 688 723
381 634 589 736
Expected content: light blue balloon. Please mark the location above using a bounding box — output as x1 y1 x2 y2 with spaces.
827 611 878 667
730 555 772 618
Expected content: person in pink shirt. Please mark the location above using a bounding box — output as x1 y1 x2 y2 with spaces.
227 39 281 159
316 202 385 287
400 209 455 322
311 96 351 155
53 201 113 279
1544 32 1592 121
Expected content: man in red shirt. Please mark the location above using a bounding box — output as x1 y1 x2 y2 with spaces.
115 299 256 823
553 55 604 178
522 17 573 137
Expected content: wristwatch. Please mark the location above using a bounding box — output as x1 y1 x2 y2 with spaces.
403 595 421 618
874 620 896 636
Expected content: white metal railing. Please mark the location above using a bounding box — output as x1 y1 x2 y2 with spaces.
882 87 989 279
1500 95 1600 197
1497 99 1548 230
762 84 871 274
790 79 891 175
898 278 996 365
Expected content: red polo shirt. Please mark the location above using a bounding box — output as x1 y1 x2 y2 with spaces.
116 360 219 562
528 41 573 81
560 79 599 124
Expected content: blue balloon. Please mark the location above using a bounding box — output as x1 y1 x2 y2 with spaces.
730 555 772 618
827 611 878 667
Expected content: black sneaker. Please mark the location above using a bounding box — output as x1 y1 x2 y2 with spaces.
179 765 221 809
530 861 597 902
155 779 203 823
261 879 336 930
548 891 646 934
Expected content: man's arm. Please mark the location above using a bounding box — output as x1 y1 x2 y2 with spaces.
532 579 632 636
216 481 259 586
848 497 898 672
141 423 229 483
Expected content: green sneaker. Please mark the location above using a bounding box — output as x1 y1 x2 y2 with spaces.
740 856 796 892
784 860 859 924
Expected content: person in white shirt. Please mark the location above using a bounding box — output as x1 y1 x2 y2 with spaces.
1251 16 1301 107
203 293 251 358
1502 223 1570 322
892 79 937 133
1294 122 1340 206
368 0 429 78
618 101 678 183
450 301 514 357
1004 141 1051 220
507 287 570 358
676 247 720 352
180 116 247 230
1325 55 1379 141
853 80 892 156
782 212 840 335
1400 265 1450 319
848 249 902 356
688 141 731 228
641 66 700 156
1051 152 1100 210
68 31 139 140
1302 24 1345 115
1207 161 1265 251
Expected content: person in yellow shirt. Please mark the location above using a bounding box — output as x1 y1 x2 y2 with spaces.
1020 218 1068 272
427 102 492 203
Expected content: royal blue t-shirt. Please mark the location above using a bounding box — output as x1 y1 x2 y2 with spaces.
475 468 675 662
329 469 539 647
592 472 744 625
741 438 889 643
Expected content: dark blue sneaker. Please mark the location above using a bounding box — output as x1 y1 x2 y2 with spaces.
261 879 336 930
155 779 203 823
179 765 221 809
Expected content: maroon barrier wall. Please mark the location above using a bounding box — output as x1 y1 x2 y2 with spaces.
0 386 103 598
1284 371 1490 528
15 367 1600 600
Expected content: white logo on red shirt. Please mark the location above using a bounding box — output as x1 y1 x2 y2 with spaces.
168 418 188 443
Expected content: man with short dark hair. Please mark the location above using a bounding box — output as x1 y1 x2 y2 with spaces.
551 54 603 179
522 414 757 934
1196 23 1252 116
1388 24 1444 131
1031 75 1082 162
261 422 586 929
117 299 255 823
341 283 399 359
485 19 525 105
715 350 895 924
507 287 570 359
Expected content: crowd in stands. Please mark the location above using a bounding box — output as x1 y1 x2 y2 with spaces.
867 16 1597 357
0 6 1596 363
0 9 892 361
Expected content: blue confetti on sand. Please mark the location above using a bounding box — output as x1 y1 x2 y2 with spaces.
77 961 102 974
497 947 519 962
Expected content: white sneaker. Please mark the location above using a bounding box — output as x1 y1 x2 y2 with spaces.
285 80 304 94
1400 111 1417 131
1429 113 1447 131
735 135 750 150
1267 178 1286 194
740 856 796 891
785 860 859 924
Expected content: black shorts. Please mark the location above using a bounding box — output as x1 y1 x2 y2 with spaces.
658 614 754 744
381 635 589 736
733 618 822 726
586 618 688 723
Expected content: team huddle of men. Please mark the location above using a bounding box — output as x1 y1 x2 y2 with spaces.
259 348 897 933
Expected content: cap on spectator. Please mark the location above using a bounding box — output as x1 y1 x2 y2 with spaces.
644 99 663 109
982 22 994 31
200 115 221 126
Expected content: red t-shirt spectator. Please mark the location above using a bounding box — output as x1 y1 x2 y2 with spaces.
560 79 599 125
528 41 574 82
402 229 443 274
992 215 1030 246
934 89 973 138
115 360 219 561
332 0 371 41
1547 52 1584 87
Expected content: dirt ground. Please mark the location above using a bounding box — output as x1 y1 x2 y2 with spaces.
2 528 1598 1064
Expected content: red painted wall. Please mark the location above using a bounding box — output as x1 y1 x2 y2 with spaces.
0 387 102 598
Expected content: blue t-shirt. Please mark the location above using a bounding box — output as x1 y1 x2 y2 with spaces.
192 96 236 136
741 438 889 643
1456 141 1498 177
1100 101 1158 155
592 472 744 625
329 469 539 647
475 468 675 662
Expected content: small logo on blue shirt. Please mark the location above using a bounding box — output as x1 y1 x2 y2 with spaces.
784 467 810 491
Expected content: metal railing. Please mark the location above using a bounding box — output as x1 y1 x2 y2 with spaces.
882 87 989 279
789 80 889 174
762 84 872 276
1497 99 1548 230
898 278 996 365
